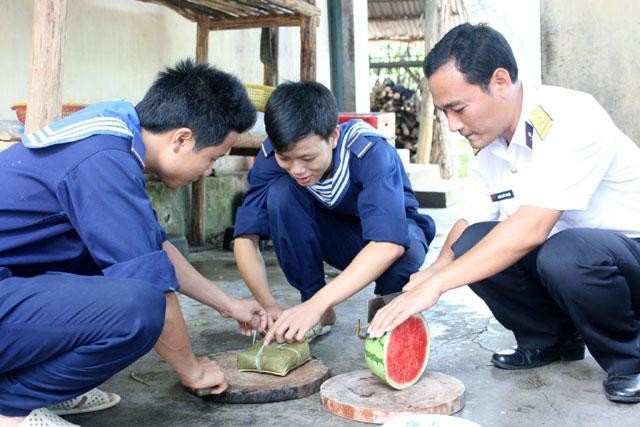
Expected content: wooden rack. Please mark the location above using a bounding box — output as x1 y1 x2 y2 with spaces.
26 0 321 246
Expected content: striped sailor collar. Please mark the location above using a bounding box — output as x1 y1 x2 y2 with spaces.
316 120 383 179
260 120 384 160
306 120 383 207
21 100 146 168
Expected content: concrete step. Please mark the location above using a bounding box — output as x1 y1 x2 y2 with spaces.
397 148 442 187
405 162 442 186
412 178 465 208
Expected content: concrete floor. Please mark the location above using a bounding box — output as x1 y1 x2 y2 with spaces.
66 207 638 426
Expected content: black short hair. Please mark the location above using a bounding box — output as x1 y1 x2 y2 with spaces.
424 23 518 90
136 59 256 150
264 81 338 152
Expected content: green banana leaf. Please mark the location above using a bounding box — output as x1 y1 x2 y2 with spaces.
237 339 310 376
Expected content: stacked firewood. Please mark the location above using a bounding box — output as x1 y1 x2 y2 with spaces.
370 79 420 153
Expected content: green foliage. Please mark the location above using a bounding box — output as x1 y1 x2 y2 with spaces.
369 41 425 91
453 137 475 178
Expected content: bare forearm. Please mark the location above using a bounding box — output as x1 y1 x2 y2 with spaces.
433 207 560 293
154 292 201 384
262 241 406 344
234 236 277 306
367 208 561 337
163 241 233 315
311 241 405 310
164 241 267 333
431 219 468 269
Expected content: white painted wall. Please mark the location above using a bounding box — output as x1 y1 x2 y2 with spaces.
353 0 370 112
0 0 331 121
540 0 640 144
465 0 541 86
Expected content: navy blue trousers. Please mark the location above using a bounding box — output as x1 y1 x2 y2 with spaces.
0 270 165 416
266 176 428 301
452 222 640 375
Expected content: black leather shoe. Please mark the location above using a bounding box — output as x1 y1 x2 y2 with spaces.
491 337 585 370
604 373 640 403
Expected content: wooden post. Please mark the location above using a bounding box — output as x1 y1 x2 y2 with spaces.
338 0 356 111
189 15 210 246
300 0 317 81
415 0 437 164
25 0 68 133
415 84 435 165
261 27 278 86
196 15 209 64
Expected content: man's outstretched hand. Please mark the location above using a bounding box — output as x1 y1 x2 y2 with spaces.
223 298 268 336
262 299 324 345
180 357 229 395
368 281 443 338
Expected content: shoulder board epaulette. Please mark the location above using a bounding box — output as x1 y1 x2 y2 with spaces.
346 135 374 158
260 138 274 157
529 105 553 140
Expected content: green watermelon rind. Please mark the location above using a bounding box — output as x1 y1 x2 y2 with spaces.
364 331 388 381
364 314 430 390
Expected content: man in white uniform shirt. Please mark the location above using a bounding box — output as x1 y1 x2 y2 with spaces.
369 23 640 403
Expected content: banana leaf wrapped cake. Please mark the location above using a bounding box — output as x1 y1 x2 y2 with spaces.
237 340 311 376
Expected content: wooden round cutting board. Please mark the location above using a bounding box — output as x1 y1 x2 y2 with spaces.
192 350 330 403
320 370 465 424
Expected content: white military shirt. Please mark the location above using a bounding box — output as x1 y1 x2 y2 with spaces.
462 84 640 238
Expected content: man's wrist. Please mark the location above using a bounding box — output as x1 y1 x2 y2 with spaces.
257 294 278 309
431 274 449 296
308 294 332 314
178 360 205 387
215 294 236 318
262 300 279 310
156 343 203 387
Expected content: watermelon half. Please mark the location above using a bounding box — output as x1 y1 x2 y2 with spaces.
364 314 430 390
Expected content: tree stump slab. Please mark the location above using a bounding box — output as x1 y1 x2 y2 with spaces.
320 370 465 424
190 350 330 403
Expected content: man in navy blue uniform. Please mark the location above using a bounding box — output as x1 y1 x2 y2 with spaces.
232 81 435 345
0 60 267 426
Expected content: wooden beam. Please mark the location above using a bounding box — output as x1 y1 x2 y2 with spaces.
369 60 423 69
299 0 317 81
189 14 210 246
25 0 68 132
229 131 263 156
139 1 316 29
138 0 200 22
208 15 301 30
188 0 245 17
269 0 321 17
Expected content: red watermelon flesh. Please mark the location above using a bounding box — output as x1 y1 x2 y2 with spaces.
364 314 430 389
386 315 429 385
